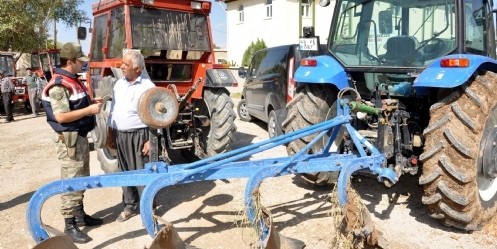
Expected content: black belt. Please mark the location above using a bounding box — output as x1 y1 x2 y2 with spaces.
118 127 148 133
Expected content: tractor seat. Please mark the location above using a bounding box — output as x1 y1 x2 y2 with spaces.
380 36 421 65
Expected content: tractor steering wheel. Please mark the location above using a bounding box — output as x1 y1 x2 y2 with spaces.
417 38 445 53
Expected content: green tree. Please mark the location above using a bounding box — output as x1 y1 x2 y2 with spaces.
241 38 266 67
0 0 87 61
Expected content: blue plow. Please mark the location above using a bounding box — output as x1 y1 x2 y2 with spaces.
27 98 397 248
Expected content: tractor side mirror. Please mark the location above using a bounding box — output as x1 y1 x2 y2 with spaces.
77 27 87 40
379 10 393 34
238 67 247 78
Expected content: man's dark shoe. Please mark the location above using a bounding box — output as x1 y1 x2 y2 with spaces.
75 205 103 226
116 210 138 222
64 217 91 243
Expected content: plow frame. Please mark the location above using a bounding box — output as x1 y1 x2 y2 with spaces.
27 98 397 247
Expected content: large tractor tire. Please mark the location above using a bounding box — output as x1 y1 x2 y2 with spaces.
420 71 497 230
193 88 237 157
91 76 119 173
282 84 339 187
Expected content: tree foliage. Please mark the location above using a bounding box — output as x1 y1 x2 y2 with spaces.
241 39 266 67
0 0 87 58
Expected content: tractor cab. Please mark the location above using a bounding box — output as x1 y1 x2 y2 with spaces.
0 52 16 77
328 0 491 68
315 0 494 97
85 0 219 99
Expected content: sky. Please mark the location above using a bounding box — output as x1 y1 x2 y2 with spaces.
56 0 228 55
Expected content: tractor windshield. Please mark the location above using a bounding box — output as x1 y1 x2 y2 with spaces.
330 0 462 68
130 7 211 59
33 53 60 72
0 54 15 76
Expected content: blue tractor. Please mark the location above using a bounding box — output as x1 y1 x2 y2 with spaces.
285 0 497 230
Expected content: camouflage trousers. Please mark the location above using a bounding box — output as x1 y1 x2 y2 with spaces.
53 132 90 218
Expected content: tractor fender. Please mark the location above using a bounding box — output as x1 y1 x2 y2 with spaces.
205 68 238 88
294 55 349 89
414 54 497 89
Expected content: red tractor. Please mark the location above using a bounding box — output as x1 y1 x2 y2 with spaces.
30 49 60 85
82 0 238 171
0 51 34 113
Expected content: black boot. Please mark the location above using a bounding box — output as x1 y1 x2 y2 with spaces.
75 205 103 226
64 217 92 243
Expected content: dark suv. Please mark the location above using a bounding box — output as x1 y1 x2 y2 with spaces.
237 44 324 137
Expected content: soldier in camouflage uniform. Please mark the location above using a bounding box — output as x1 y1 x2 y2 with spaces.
41 42 103 243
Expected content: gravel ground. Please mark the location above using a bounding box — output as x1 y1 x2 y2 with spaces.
1 101 497 249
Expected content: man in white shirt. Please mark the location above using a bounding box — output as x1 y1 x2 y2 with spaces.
107 50 155 222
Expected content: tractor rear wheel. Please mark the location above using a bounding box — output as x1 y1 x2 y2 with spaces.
282 84 339 187
420 71 497 230
192 88 237 157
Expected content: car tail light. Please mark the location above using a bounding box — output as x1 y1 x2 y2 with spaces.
287 57 295 102
440 58 469 68
301 59 317 67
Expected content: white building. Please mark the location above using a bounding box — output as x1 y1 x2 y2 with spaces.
223 0 335 66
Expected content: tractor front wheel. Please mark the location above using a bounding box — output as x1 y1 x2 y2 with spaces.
420 71 497 230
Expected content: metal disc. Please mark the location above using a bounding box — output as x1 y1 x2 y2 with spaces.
138 87 179 129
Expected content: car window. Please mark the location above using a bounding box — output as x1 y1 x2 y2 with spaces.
254 48 287 77
248 52 264 77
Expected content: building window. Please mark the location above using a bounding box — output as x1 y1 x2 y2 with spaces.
265 0 272 18
238 4 244 23
302 0 310 18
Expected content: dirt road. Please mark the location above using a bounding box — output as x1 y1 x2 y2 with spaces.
1 104 497 249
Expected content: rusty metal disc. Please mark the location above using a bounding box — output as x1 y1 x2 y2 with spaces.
138 87 179 129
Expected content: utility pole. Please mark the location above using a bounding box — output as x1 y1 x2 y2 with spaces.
54 18 57 49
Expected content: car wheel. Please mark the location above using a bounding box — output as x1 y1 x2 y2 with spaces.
237 99 252 121
267 110 281 138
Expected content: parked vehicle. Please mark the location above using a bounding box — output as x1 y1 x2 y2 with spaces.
237 44 324 137
0 52 34 113
30 49 60 83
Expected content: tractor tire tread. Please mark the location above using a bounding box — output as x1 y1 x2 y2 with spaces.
437 180 469 206
421 192 442 205
439 155 471 183
451 102 478 133
419 167 441 185
463 86 484 108
419 142 443 162
443 128 473 158
420 71 497 231
203 88 237 156
429 91 461 113
423 115 450 136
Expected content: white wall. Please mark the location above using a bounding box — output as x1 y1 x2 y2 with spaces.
226 0 336 67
